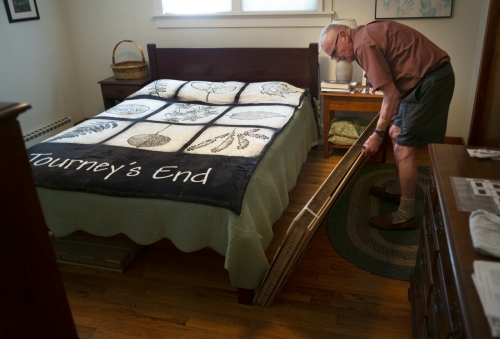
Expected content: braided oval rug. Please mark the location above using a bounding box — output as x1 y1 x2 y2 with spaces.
326 163 429 281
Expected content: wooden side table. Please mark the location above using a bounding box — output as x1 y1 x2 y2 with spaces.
98 75 153 110
321 90 384 159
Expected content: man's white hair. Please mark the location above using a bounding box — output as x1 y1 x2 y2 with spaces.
318 24 348 51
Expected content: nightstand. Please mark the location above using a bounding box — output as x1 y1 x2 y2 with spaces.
98 75 153 110
321 90 387 161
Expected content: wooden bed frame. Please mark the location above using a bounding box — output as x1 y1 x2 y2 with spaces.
143 43 319 305
147 43 319 104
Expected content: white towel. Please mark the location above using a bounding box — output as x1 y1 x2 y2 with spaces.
470 209 500 258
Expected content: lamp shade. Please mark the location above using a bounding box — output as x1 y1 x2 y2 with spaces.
331 18 357 82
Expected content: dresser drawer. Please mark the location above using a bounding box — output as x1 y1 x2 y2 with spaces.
432 209 449 276
410 274 426 339
426 291 444 339
424 312 440 339
427 174 437 207
430 258 452 338
101 85 139 98
437 252 465 338
423 191 439 266
420 226 434 308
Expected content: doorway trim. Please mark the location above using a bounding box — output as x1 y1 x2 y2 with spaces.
468 0 500 146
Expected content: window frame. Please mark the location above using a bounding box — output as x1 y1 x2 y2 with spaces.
153 0 335 28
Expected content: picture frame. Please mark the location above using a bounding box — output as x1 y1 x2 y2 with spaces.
3 0 40 23
375 0 453 19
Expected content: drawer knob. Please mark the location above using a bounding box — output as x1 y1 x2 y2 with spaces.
434 290 443 317
118 89 125 94
451 303 463 337
434 212 443 235
427 176 435 193
420 249 426 267
414 280 421 300
425 320 436 339
425 218 432 238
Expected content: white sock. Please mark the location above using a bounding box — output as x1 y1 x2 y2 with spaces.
392 198 415 223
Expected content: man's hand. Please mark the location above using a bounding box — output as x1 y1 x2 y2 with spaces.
362 133 383 157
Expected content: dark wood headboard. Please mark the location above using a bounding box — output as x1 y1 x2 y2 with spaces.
146 43 319 101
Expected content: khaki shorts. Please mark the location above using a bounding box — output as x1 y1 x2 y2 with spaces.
394 63 455 147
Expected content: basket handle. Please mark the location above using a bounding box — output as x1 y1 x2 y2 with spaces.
112 40 146 64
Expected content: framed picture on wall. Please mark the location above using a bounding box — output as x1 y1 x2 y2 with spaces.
375 0 453 19
3 0 40 23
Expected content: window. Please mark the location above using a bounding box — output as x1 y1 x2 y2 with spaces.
241 0 318 12
154 0 334 28
162 0 231 14
161 0 322 14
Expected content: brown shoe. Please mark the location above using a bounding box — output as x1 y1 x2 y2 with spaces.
369 185 401 204
368 213 417 230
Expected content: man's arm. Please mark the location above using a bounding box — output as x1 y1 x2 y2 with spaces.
362 82 400 157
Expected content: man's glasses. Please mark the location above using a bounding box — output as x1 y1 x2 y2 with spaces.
330 34 339 59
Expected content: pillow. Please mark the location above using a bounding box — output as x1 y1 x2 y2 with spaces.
328 135 358 146
329 117 369 139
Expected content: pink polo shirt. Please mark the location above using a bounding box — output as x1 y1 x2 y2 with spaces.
351 20 450 98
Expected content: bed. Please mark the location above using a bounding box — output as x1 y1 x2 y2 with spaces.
29 43 319 303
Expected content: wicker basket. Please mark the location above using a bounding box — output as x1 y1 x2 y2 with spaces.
110 40 149 80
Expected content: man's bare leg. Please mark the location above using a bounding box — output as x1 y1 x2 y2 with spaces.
368 125 417 229
392 143 416 222
395 144 417 200
386 125 401 194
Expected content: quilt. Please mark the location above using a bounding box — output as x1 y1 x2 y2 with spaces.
28 80 308 214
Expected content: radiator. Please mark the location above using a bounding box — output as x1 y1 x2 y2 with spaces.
23 117 72 145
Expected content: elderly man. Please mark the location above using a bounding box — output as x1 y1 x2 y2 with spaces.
319 21 454 230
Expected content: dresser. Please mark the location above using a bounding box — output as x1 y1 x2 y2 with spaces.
0 103 78 338
409 144 500 338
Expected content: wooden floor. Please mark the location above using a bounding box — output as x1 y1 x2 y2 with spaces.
61 145 431 339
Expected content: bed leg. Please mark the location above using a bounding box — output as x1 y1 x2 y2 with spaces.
237 288 254 305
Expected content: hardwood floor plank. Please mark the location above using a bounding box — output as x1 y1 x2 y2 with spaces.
85 285 338 334
58 263 100 276
68 297 189 328
185 310 351 339
75 324 96 339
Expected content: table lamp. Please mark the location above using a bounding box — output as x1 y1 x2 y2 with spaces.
331 18 357 83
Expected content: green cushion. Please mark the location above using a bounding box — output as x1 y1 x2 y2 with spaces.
329 117 369 138
328 135 358 146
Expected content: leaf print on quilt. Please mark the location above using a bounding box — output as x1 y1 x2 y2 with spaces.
145 80 169 97
50 121 118 141
237 134 250 150
128 125 172 148
229 111 285 120
260 82 299 97
185 132 230 152
211 130 236 153
106 104 150 115
243 128 270 140
186 128 269 154
191 82 237 102
164 104 220 123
